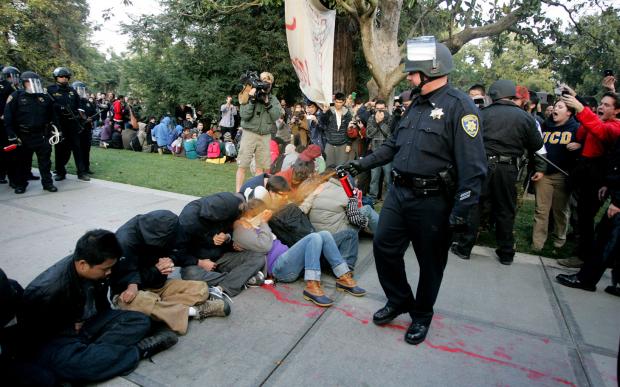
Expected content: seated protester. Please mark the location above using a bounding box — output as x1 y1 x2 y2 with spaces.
137 122 152 152
195 122 213 157
277 144 322 195
122 122 138 150
531 100 581 251
110 123 123 149
152 116 174 154
233 199 366 307
176 192 266 297
222 131 237 161
1 269 55 386
239 172 272 194
184 133 199 159
18 230 177 384
281 144 299 171
111 211 230 335
99 117 113 148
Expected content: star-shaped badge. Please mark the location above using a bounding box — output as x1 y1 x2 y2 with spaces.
430 107 444 120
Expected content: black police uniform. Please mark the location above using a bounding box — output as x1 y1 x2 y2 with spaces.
454 100 543 261
358 83 486 325
79 98 97 173
47 83 86 178
3 90 56 189
0 79 17 183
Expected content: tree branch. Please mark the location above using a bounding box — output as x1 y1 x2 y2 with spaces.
336 0 359 19
399 0 441 51
443 5 527 53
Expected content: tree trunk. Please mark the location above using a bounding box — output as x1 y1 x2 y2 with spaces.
332 15 357 95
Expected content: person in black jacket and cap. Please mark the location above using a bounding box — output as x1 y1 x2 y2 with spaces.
18 229 176 384
111 210 231 335
177 192 266 297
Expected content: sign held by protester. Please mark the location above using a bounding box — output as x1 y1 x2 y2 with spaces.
285 0 335 104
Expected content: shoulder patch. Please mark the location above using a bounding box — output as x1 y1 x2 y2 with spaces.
461 114 479 138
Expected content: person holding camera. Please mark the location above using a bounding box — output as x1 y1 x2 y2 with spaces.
235 72 283 192
366 99 393 201
290 103 309 148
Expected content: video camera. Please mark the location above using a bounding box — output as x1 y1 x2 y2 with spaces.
240 71 271 102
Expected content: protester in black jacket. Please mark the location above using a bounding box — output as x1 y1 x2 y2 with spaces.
18 230 163 383
177 192 265 297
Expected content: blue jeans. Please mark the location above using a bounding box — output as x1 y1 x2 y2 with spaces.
332 229 359 270
360 205 380 233
272 231 350 282
369 163 392 199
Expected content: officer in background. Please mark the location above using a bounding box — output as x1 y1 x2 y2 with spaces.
345 37 487 345
72 81 97 175
3 71 58 194
0 66 20 185
47 67 89 181
451 80 544 264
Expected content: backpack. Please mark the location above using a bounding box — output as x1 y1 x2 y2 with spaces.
207 141 221 158
268 204 315 247
224 142 237 158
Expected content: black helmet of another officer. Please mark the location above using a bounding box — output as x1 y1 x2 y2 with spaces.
52 67 72 84
488 79 517 101
20 71 45 94
2 66 21 86
72 80 88 99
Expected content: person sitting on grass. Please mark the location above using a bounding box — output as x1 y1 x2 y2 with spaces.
232 199 366 307
18 230 177 384
195 122 213 157
111 210 231 336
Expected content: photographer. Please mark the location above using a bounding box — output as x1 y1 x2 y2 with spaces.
236 72 283 192
290 103 309 148
366 100 393 201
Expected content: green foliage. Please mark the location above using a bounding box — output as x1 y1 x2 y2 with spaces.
547 8 620 97
120 1 300 118
451 36 555 93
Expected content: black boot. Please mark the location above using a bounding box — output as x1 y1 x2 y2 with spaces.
136 326 178 359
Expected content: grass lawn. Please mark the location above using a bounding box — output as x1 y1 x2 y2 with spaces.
59 146 577 258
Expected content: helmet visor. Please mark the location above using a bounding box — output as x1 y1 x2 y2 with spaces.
76 86 87 99
407 36 436 62
24 78 44 94
7 74 19 87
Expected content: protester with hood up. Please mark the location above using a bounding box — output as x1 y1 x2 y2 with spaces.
152 116 174 150
176 192 266 297
111 210 231 335
531 100 582 251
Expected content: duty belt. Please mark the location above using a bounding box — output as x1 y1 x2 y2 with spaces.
392 170 442 197
487 155 518 165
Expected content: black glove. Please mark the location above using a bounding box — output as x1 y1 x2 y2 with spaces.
448 213 469 234
344 160 364 177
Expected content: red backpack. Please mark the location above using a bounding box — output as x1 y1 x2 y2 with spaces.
207 141 221 158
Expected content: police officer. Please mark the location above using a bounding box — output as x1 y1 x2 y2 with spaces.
47 67 89 181
450 80 544 264
3 71 58 194
72 81 97 174
345 37 487 345
0 66 20 185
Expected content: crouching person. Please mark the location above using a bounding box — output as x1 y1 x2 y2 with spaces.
18 230 175 384
111 210 231 335
233 199 366 307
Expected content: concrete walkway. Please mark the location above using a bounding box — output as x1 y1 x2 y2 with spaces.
1 176 618 387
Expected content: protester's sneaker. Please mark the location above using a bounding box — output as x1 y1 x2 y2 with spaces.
197 299 231 320
557 257 584 268
246 271 265 287
208 286 233 304
336 272 366 296
137 327 178 359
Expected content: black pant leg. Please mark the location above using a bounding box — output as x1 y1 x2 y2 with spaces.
33 142 53 187
373 186 418 312
576 185 603 262
67 131 86 176
12 144 34 188
492 164 518 258
578 214 620 285
54 139 71 176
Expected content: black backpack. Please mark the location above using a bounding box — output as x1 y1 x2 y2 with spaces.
268 204 315 247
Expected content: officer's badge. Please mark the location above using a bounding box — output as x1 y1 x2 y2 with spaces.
430 107 444 120
461 114 479 138
38 97 45 103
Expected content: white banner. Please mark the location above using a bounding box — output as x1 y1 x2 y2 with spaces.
285 0 336 104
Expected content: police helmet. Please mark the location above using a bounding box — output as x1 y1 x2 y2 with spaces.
72 80 88 98
488 79 517 101
2 66 21 85
20 71 45 94
52 67 72 79
404 37 454 77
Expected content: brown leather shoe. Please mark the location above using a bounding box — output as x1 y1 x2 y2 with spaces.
336 272 366 296
303 280 333 307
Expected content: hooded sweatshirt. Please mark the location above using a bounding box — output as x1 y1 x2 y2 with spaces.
152 116 173 147
110 210 179 295
176 192 243 266
540 116 581 175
